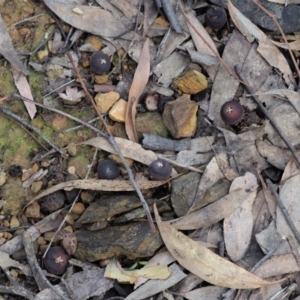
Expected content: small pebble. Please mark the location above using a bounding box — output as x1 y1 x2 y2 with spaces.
10 216 20 228
25 202 41 219
37 237 47 245
68 166 76 174
44 231 60 243
0 171 6 186
31 181 43 193
72 202 85 214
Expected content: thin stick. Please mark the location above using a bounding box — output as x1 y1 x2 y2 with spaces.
266 179 300 246
235 66 300 167
67 53 156 232
252 0 300 82
9 94 156 232
22 231 71 300
0 105 66 156
43 148 98 260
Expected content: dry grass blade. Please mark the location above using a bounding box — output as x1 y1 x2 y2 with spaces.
154 203 282 289
125 38 150 142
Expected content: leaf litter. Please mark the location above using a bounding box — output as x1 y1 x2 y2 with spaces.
1 0 300 299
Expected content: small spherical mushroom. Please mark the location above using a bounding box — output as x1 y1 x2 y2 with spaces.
43 246 70 275
220 100 244 125
97 160 120 180
148 159 172 180
205 6 227 30
90 51 111 74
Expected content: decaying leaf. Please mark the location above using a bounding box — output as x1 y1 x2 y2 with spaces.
154 204 281 289
0 15 29 75
104 257 170 284
261 89 300 115
277 173 300 239
224 173 258 262
28 179 168 207
82 137 177 176
0 251 30 275
168 187 255 230
125 38 150 142
43 0 136 39
228 0 296 87
190 153 238 212
83 136 157 165
12 68 37 119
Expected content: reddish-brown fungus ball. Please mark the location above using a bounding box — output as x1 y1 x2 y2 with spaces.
148 159 172 180
43 246 70 275
90 51 111 74
220 100 244 125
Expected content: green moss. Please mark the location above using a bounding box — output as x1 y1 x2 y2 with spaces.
0 66 17 95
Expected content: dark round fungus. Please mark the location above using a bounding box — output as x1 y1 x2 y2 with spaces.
97 160 120 180
90 51 111 75
43 246 70 275
8 165 23 177
148 159 172 180
220 100 244 125
205 6 227 30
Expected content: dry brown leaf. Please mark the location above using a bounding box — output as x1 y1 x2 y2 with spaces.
190 153 239 212
228 0 296 87
104 257 170 284
154 203 280 289
125 38 150 142
27 179 167 207
12 68 37 119
168 188 254 230
0 251 30 275
261 89 300 115
254 254 299 278
180 6 218 57
224 173 258 262
0 15 29 75
43 0 136 39
272 39 300 51
82 136 157 165
276 173 300 239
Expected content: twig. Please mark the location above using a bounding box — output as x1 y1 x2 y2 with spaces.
42 79 76 98
67 53 156 232
0 105 66 157
8 93 156 232
22 231 71 300
43 148 98 260
0 268 36 300
161 0 183 34
234 66 300 167
266 179 300 246
252 0 300 83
